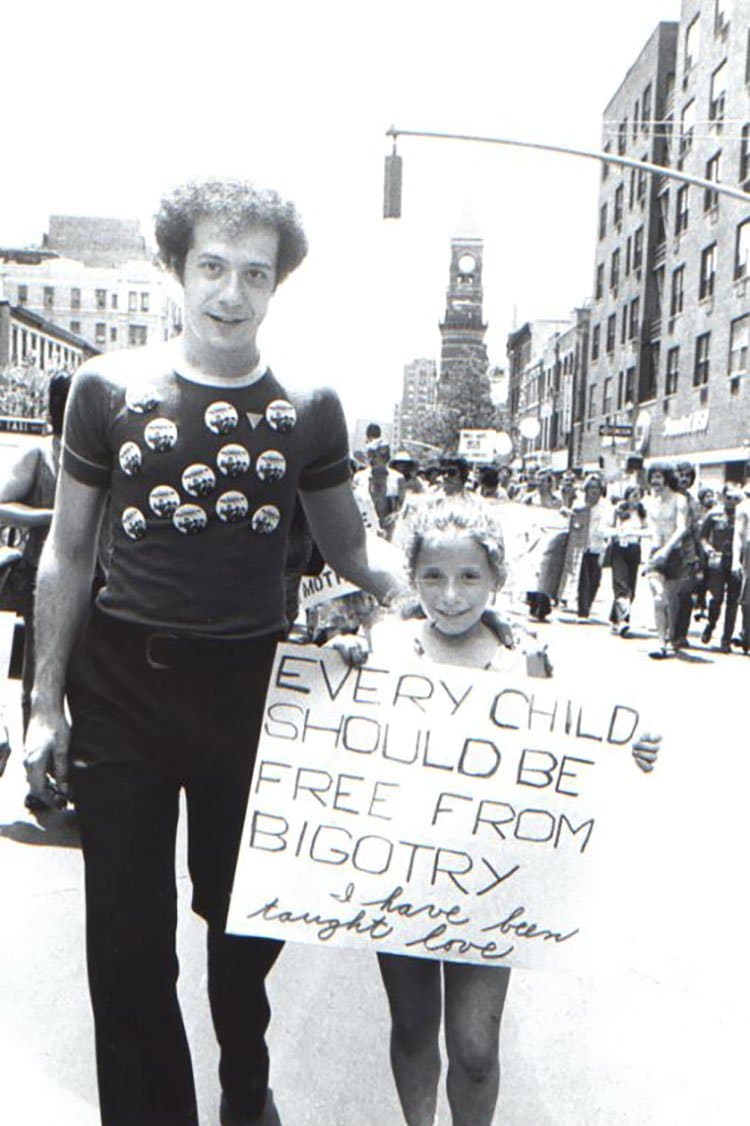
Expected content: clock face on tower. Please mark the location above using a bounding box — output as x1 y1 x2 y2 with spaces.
457 253 476 275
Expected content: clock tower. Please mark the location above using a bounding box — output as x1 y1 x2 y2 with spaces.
438 236 488 390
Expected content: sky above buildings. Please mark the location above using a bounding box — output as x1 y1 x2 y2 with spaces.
3 0 681 424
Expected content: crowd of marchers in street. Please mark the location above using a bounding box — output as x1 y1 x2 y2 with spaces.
345 431 750 662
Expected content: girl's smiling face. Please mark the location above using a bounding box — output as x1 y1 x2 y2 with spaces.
414 532 496 637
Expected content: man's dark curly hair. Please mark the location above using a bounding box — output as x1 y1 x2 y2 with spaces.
154 178 308 286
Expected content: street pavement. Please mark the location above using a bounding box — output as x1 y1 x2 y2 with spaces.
1 575 748 1125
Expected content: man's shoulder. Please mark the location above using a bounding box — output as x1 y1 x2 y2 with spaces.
75 340 175 390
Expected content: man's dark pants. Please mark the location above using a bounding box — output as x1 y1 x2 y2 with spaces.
68 609 282 1126
705 562 741 644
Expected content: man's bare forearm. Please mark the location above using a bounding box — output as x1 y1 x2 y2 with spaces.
327 532 408 605
31 542 97 715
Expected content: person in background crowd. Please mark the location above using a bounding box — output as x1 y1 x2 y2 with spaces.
693 485 717 621
559 470 578 512
496 464 513 500
523 468 562 510
644 462 688 659
607 484 649 637
434 455 470 498
731 486 750 654
0 370 72 737
352 439 406 538
574 473 609 618
671 461 702 649
700 484 743 653
23 178 406 1126
390 450 425 496
477 465 500 499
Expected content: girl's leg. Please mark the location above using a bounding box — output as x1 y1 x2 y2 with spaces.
443 963 511 1126
378 953 443 1126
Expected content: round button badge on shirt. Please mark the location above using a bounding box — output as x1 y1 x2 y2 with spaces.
125 383 161 414
122 506 147 541
265 399 296 433
182 463 217 498
144 418 178 453
251 505 281 534
217 444 251 478
118 441 142 476
255 450 286 483
149 485 181 519
216 491 249 524
204 401 239 435
173 504 208 536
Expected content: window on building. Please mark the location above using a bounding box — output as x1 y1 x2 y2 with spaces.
625 236 632 275
588 384 598 420
606 314 616 353
601 143 611 181
670 265 685 316
633 227 643 271
693 332 710 386
704 151 721 211
680 100 696 161
618 118 627 155
700 243 716 300
70 320 81 334
610 248 620 291
653 265 665 321
110 327 118 342
629 297 640 339
95 289 107 310
602 377 613 416
70 287 81 310
111 293 118 309
621 305 628 344
43 286 54 310
625 366 635 405
640 343 659 402
735 219 749 278
591 324 600 361
617 370 624 409
629 168 636 209
666 346 680 394
633 98 641 138
614 184 624 227
595 263 604 300
715 0 729 34
599 203 607 240
17 284 27 305
741 125 750 190
656 190 669 246
128 291 137 312
141 292 150 312
675 184 689 234
642 84 652 132
129 325 148 346
684 14 700 73
636 161 647 203
729 315 749 375
709 60 727 126
95 322 106 345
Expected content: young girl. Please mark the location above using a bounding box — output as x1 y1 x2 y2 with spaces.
333 495 658 1126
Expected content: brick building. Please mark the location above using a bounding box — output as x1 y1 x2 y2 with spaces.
0 248 183 355
583 6 750 484
44 216 148 268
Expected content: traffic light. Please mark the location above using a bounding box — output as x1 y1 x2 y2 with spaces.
383 151 402 219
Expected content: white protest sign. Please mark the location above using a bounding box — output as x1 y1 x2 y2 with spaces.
458 429 497 462
227 643 650 970
298 567 360 612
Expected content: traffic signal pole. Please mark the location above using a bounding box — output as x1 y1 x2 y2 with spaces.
383 125 750 216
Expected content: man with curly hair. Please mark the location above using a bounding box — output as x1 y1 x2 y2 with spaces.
23 178 404 1126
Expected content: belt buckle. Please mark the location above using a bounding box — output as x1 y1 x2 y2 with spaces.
145 632 179 671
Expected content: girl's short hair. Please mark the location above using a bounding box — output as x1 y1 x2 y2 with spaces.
154 178 308 285
646 461 679 490
404 496 507 589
